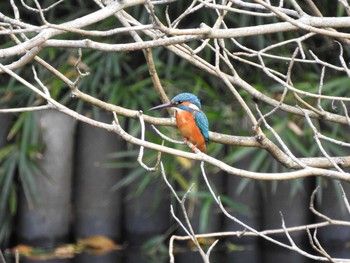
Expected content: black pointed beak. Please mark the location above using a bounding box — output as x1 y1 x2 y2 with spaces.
149 102 173 111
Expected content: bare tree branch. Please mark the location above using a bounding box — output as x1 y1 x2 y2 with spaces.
3 1 350 260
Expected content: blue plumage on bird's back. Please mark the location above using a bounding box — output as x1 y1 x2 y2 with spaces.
194 111 209 144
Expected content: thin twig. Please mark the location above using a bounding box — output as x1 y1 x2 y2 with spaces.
338 182 350 214
200 161 219 204
309 187 333 223
300 106 345 173
255 104 307 168
137 111 162 171
151 125 184 144
0 250 6 263
0 105 51 113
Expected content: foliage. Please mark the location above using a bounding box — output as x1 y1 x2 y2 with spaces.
0 112 43 245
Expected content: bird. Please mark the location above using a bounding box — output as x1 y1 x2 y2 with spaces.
150 93 209 153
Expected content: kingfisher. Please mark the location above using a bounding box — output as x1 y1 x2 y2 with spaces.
150 93 209 153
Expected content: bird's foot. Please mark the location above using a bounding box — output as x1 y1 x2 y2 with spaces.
184 138 195 151
184 138 200 153
191 145 198 152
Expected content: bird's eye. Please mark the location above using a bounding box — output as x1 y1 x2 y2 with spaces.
171 101 182 106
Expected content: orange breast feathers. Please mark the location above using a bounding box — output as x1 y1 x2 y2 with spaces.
175 110 206 153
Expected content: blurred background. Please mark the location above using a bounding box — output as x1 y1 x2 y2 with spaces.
1 0 350 262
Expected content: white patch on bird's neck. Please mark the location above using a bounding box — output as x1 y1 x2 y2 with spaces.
188 103 200 111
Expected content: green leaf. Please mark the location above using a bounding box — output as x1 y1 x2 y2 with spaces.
0 145 15 161
9 185 17 215
7 114 24 140
219 195 253 217
171 170 190 190
111 167 145 191
0 154 17 212
199 198 212 233
249 149 268 172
